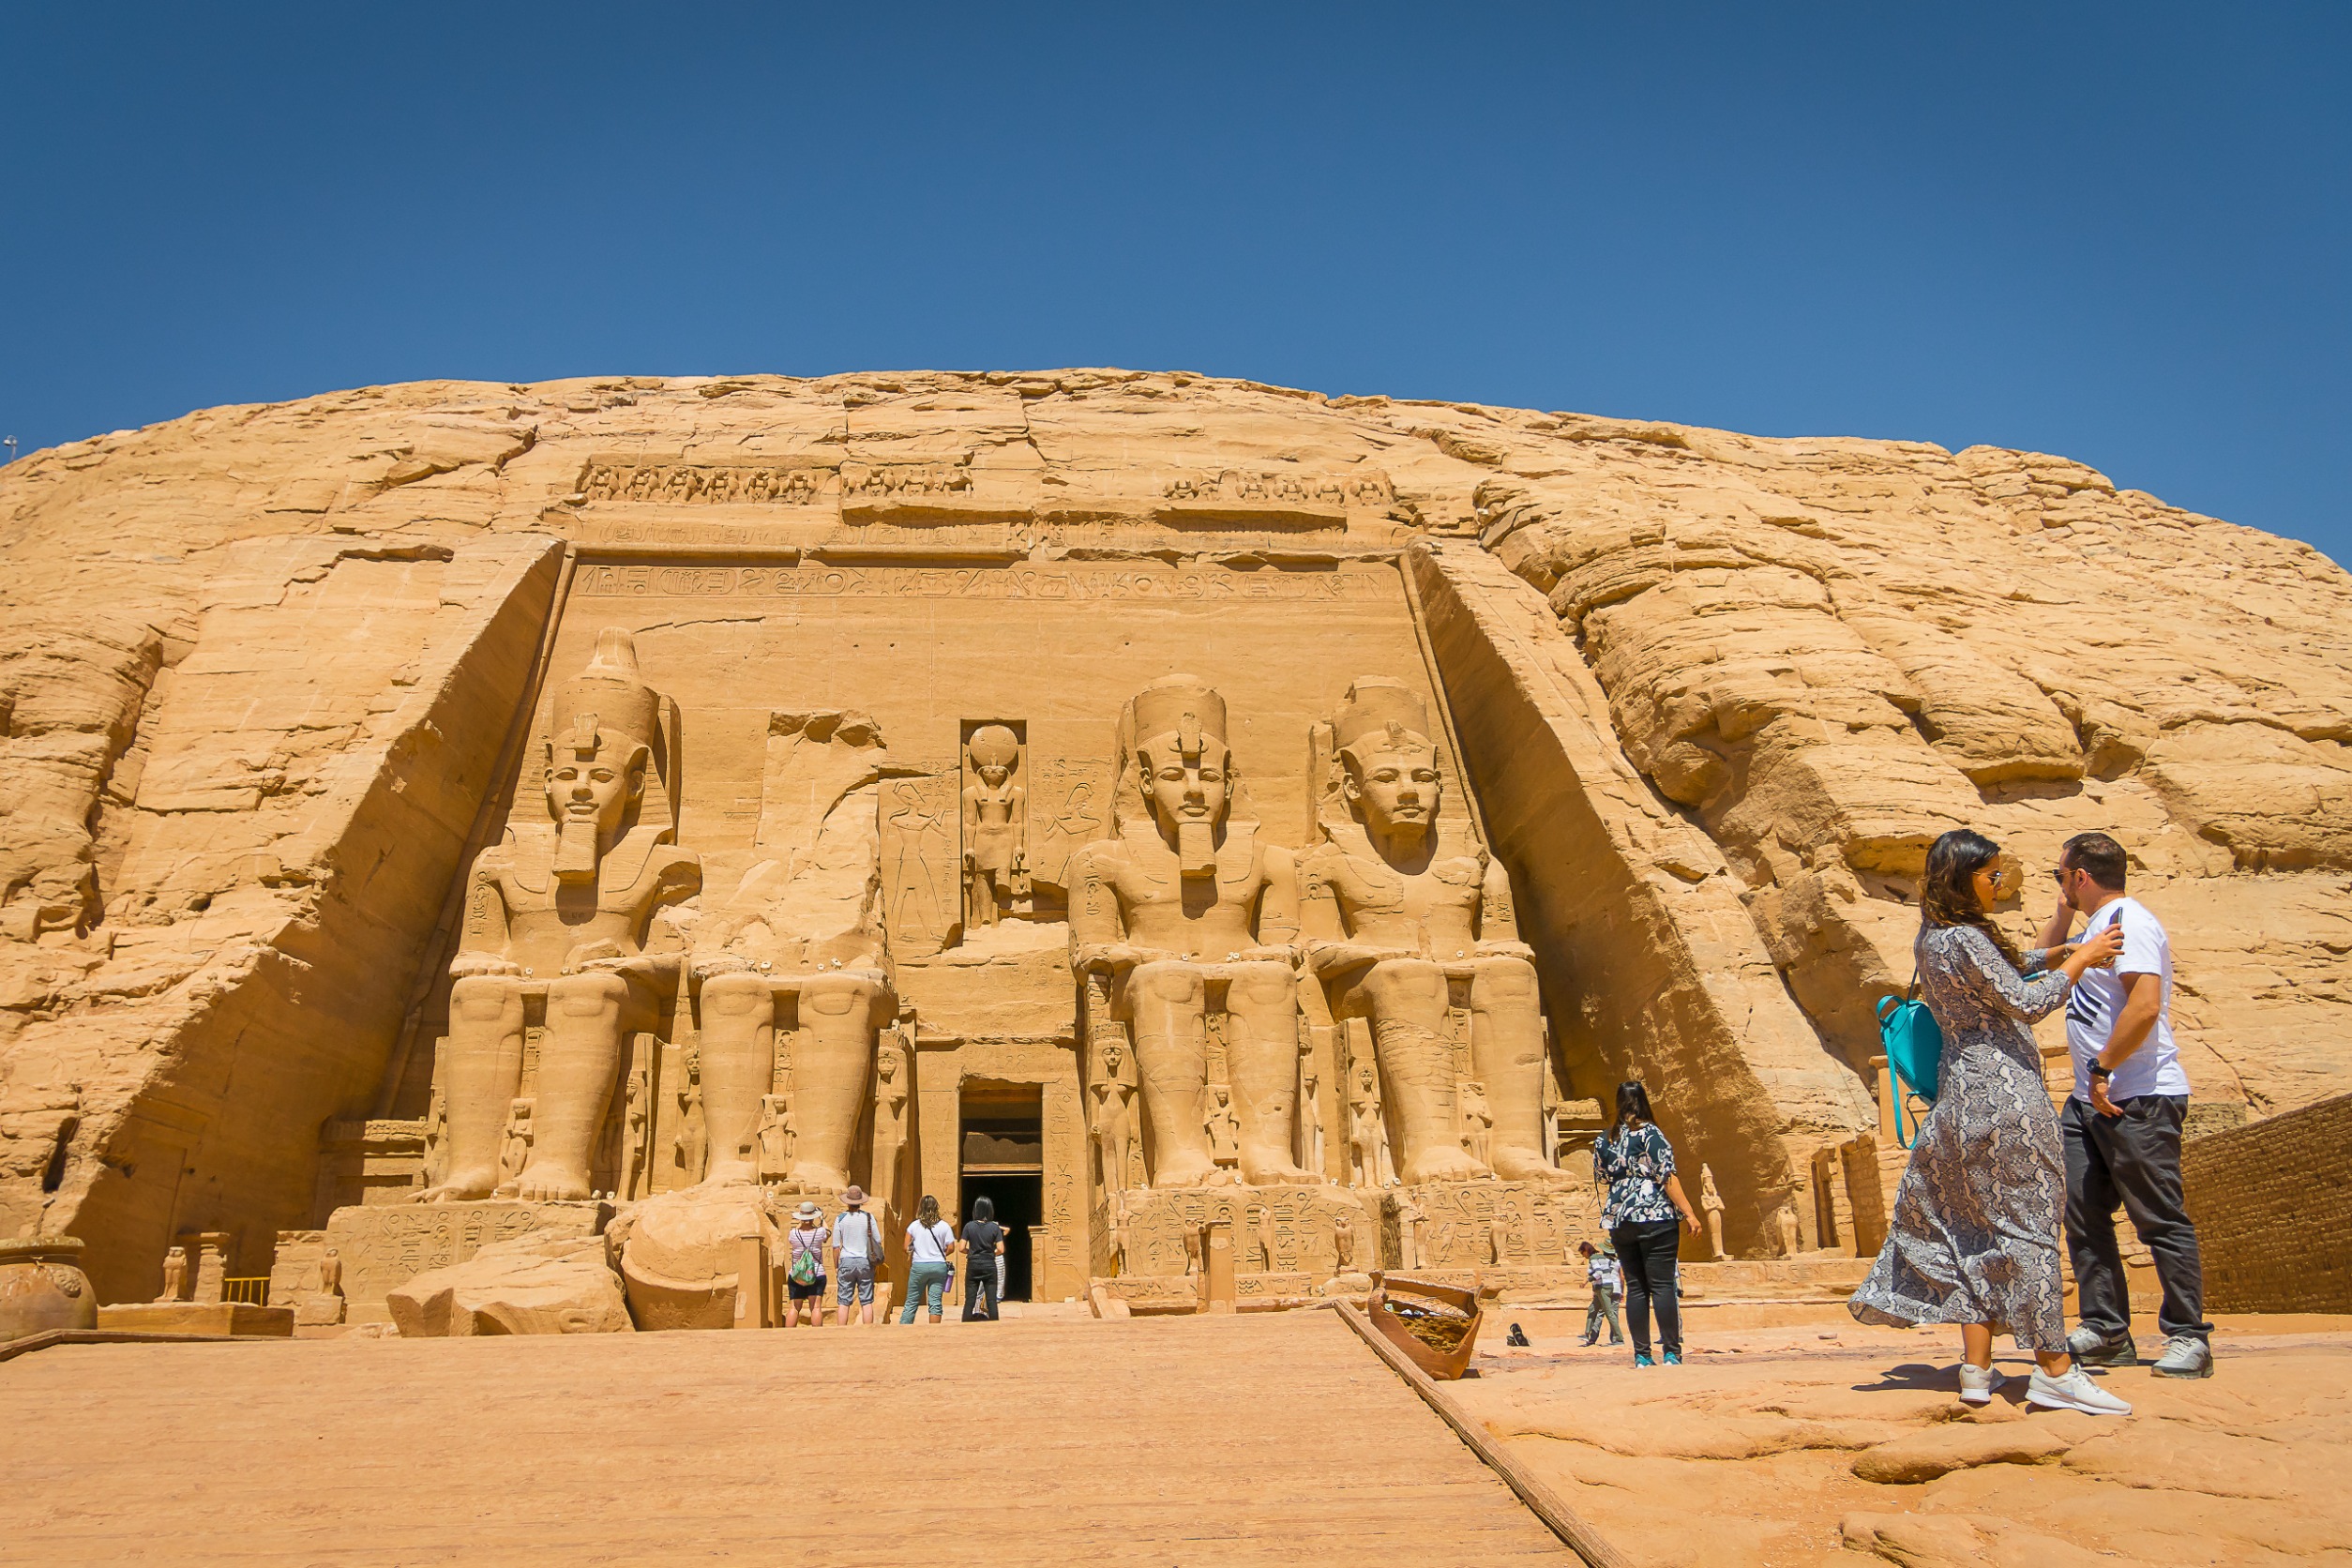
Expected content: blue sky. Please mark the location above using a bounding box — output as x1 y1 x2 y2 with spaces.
3 4 2344 563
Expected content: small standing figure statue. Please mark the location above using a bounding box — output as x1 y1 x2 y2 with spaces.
1298 1054 1326 1179
318 1247 344 1299
1700 1163 1728 1261
1333 1211 1356 1270
421 1084 449 1191
1206 1083 1240 1169
756 1094 793 1184
619 1070 649 1200
1254 1202 1278 1273
156 1245 188 1304
674 1048 707 1184
1459 1079 1494 1171
1349 1062 1396 1188
1091 1039 1138 1193
496 1098 535 1197
961 724 1029 928
1395 1192 1425 1272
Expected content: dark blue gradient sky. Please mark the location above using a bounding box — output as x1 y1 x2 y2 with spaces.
2 4 2344 561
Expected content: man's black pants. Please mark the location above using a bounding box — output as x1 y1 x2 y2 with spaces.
2062 1093 2211 1344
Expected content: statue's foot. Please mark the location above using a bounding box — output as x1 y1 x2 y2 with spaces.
1238 1155 1320 1185
1487 1150 1577 1185
1400 1147 1489 1184
515 1165 593 1202
699 1158 759 1188
786 1161 850 1191
1151 1155 1217 1188
420 1170 497 1203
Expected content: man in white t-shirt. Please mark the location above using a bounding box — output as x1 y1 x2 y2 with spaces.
2040 832 2211 1380
829 1185 885 1327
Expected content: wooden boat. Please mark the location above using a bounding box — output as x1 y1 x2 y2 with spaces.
1364 1272 1482 1380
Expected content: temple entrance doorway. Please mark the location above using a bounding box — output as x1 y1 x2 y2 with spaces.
958 1080 1043 1302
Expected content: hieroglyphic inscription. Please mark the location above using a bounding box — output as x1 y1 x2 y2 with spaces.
1380 1181 1599 1269
1026 758 1113 892
1118 1186 1368 1279
881 773 958 955
578 460 829 506
571 562 1399 603
1163 470 1395 507
840 461 972 498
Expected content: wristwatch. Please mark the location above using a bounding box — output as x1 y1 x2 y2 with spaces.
2089 1063 2113 1083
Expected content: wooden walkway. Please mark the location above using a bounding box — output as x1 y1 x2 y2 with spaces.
0 1312 1568 1565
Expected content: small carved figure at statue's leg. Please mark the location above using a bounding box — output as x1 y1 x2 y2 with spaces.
428 976 525 1200
1468 957 1575 1184
520 972 633 1201
1225 961 1316 1184
696 972 775 1187
1124 960 1216 1187
1360 958 1485 1184
786 972 890 1189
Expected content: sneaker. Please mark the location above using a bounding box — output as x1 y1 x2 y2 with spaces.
1576 1335 1596 1348
2027 1366 2133 1416
1663 1349 1682 1365
1957 1364 2007 1407
2066 1325 2138 1367
2151 1334 2213 1380
1634 1352 1655 1367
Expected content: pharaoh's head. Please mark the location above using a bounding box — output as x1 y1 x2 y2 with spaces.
545 629 657 849
1129 675 1232 837
968 724 1019 789
1334 679 1440 846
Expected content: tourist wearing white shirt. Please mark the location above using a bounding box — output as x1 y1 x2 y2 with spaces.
2041 831 2212 1380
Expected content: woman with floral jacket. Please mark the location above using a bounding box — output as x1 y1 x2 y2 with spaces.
1591 1081 1701 1364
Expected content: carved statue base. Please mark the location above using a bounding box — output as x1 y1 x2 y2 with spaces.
1379 1181 1599 1273
323 1199 611 1324
1110 1184 1371 1280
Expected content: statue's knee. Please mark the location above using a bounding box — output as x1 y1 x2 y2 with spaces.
1129 960 1203 1004
1363 958 1441 1009
451 975 515 1022
802 974 889 1023
1475 957 1539 1003
702 972 772 1018
1227 961 1293 1008
550 972 628 1016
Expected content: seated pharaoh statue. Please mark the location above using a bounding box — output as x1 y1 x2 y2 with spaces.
1069 675 1315 1187
428 629 701 1202
687 709 897 1194
1300 678 1565 1185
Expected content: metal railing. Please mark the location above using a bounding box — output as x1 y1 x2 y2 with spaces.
220 1276 271 1305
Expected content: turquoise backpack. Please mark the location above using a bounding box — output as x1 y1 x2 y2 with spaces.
1876 986 1943 1149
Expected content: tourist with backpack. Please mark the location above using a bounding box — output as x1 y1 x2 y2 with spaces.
831 1185 885 1327
899 1194 957 1324
1591 1081 1701 1365
784 1201 828 1327
1849 828 2129 1415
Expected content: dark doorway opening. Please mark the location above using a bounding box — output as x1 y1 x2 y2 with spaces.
959 1080 1043 1302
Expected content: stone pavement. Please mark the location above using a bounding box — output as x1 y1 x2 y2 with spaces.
0 1311 1568 1566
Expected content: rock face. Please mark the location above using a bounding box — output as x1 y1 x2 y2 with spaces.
1 369 2345 1299
384 1232 632 1336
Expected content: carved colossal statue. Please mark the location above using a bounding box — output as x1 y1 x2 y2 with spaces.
429 630 701 1202
690 710 897 1191
1069 676 1311 1186
1301 678 1563 1184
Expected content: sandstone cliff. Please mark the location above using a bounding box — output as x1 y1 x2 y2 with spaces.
2 370 2344 1294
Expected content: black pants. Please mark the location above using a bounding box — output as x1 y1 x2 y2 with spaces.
1610 1220 1681 1357
962 1257 1000 1320
2063 1094 2210 1342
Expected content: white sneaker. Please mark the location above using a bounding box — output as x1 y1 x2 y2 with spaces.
2027 1366 2133 1416
2151 1334 2213 1380
1957 1364 2006 1406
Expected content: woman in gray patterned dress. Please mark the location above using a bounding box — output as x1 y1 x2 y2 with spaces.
1849 829 2132 1416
